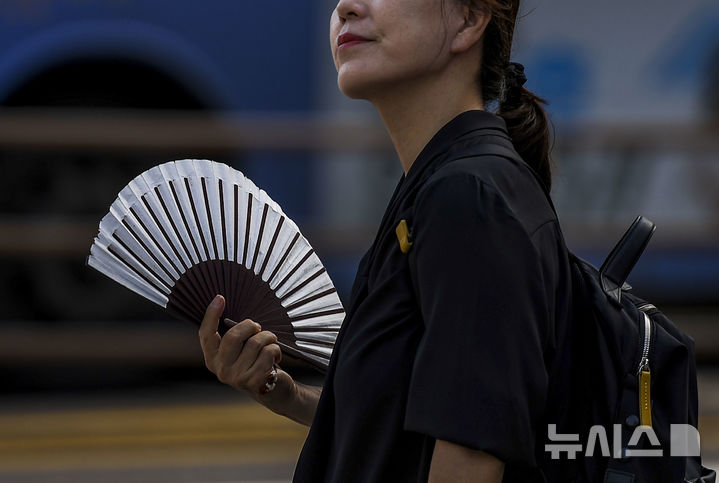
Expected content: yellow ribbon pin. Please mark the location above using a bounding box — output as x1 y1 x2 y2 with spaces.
395 219 413 254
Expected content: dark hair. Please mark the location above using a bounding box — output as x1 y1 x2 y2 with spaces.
458 0 554 191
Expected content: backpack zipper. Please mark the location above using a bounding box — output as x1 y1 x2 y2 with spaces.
637 307 653 427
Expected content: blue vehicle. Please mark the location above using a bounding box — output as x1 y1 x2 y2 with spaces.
0 0 717 372
0 1 328 326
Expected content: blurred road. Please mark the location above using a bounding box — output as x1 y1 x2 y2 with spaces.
0 383 307 483
0 372 717 482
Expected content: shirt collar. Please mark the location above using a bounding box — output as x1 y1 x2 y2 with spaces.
374 110 508 241
398 109 509 193
363 110 508 280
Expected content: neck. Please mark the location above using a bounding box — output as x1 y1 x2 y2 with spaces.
370 68 484 176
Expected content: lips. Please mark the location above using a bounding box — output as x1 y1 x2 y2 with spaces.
337 32 371 49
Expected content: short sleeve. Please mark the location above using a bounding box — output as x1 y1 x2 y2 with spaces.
404 172 550 468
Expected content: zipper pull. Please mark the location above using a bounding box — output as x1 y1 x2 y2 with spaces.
638 359 652 427
637 311 653 427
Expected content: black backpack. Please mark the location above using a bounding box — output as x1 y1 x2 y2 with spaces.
415 141 716 482
565 216 715 482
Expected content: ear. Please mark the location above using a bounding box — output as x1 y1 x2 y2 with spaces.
449 4 491 54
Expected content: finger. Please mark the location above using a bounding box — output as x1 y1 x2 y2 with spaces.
217 319 262 369
199 295 225 358
252 342 282 370
234 330 278 373
247 345 282 394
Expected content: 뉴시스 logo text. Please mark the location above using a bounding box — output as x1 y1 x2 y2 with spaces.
545 424 701 459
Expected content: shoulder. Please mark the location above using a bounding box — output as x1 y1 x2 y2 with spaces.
414 154 556 239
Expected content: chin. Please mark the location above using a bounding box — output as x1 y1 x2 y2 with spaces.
336 70 386 100
338 80 370 100
337 74 369 100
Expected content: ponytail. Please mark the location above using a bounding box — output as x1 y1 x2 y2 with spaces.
498 67 553 191
461 0 554 191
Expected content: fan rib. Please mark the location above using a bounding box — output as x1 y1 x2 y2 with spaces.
122 180 181 278
284 287 338 312
154 187 191 271
88 248 167 306
107 243 168 296
108 232 170 291
198 176 224 299
259 216 284 280
275 248 314 293
227 256 240 320
276 341 328 370
294 336 336 349
129 202 177 271
231 258 252 322
242 193 252 266
250 204 269 272
291 326 340 333
219 179 229 262
238 265 271 319
267 232 299 286
295 341 333 359
167 288 202 322
170 179 218 301
120 216 176 283
168 270 206 315
184 178 211 261
251 304 291 328
166 303 201 328
140 196 184 275
169 181 202 263
234 188 254 318
201 177 220 260
280 267 326 303
143 167 192 270
293 331 338 341
184 263 213 315
230 196 243 320
291 307 346 322
199 161 225 260
198 263 219 309
218 183 232 314
101 210 171 287
110 235 170 291
233 184 240 264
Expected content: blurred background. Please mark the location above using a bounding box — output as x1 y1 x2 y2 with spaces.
0 0 717 481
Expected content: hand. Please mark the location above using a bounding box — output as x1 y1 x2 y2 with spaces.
199 294 322 426
199 294 287 402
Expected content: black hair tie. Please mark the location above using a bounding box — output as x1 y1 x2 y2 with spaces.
502 61 527 109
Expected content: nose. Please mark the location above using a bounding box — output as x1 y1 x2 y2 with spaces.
335 0 366 21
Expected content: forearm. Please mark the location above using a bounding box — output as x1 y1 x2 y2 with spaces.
428 440 504 483
257 370 321 426
281 381 322 426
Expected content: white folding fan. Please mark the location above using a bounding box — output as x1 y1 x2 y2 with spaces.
87 159 345 371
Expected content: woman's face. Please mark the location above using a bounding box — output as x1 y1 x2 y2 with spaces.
329 0 460 100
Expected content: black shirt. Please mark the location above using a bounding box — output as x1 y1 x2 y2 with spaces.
293 110 574 482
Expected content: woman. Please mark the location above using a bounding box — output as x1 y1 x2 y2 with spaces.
199 0 573 481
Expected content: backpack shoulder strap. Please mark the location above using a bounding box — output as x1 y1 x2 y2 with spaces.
599 216 656 305
430 140 657 307
404 137 557 298
435 140 558 216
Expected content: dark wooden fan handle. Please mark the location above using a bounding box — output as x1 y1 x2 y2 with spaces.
219 317 237 336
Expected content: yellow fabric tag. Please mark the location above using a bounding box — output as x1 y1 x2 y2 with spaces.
639 369 652 427
395 219 413 254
